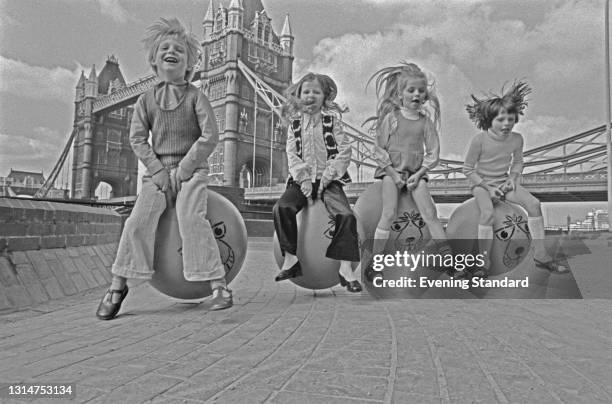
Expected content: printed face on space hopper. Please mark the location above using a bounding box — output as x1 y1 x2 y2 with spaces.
212 221 235 273
494 214 530 269
390 210 427 251
323 215 336 239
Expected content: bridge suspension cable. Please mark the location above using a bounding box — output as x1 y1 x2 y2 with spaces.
34 128 77 198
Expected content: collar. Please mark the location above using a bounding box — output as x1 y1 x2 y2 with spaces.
303 112 323 128
397 108 422 121
486 129 511 141
154 81 189 110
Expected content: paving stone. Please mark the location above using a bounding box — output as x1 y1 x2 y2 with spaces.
42 277 66 300
269 391 378 403
284 370 387 401
0 257 19 287
25 250 54 279
0 238 610 404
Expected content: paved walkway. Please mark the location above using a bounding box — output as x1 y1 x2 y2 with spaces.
0 239 611 403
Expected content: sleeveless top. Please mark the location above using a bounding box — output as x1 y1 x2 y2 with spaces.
374 112 426 178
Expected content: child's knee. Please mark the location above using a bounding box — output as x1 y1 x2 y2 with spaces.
380 208 396 225
479 208 494 225
526 199 542 216
419 206 437 222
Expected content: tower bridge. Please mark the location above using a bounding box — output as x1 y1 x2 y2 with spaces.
34 0 609 205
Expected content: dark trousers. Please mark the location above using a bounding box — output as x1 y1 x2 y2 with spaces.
273 180 360 262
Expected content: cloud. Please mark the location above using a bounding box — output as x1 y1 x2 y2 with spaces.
299 0 603 160
0 12 21 28
517 115 595 149
0 2 21 27
0 55 83 104
97 0 138 24
0 127 65 176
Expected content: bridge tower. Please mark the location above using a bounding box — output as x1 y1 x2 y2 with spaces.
71 56 138 198
199 0 294 186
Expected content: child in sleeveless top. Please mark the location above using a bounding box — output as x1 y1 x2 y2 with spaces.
364 62 456 279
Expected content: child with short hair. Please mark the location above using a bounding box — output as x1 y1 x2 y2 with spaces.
273 73 362 292
96 17 232 320
463 80 567 276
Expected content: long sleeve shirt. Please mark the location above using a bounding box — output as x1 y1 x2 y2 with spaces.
462 130 524 187
286 112 352 183
130 82 218 176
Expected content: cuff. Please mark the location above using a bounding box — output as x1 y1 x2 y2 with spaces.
146 159 165 175
291 164 311 183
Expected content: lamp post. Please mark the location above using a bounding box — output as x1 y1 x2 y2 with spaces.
606 0 612 231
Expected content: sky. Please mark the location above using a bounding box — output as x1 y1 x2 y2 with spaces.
0 0 607 179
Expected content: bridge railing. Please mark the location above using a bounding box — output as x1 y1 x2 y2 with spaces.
244 170 609 201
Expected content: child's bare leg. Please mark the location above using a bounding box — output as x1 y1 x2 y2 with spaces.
505 185 565 271
412 179 456 273
505 185 545 256
473 186 494 274
412 179 446 241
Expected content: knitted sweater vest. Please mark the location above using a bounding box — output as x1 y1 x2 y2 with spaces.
143 86 201 169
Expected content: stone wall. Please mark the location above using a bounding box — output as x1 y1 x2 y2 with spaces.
0 198 121 310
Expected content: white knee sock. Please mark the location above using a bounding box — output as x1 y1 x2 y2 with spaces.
528 216 547 258
339 260 357 281
373 228 390 255
477 225 493 269
282 252 298 270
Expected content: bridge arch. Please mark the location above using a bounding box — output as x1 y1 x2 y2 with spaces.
94 180 114 200
239 157 271 188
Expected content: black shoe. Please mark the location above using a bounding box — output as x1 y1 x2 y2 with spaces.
453 269 468 279
472 269 488 278
275 262 302 282
347 280 362 292
364 266 381 283
339 273 349 287
534 258 569 273
339 274 362 293
210 286 233 311
96 286 129 320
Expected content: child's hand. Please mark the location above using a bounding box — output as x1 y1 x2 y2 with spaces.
152 169 170 193
500 179 515 193
317 175 332 199
391 173 405 189
488 185 504 202
406 174 421 190
172 166 192 193
300 181 313 199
